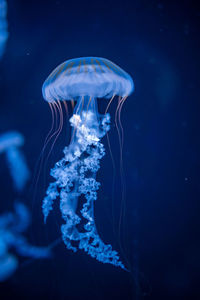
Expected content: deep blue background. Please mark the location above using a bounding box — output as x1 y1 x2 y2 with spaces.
0 0 200 299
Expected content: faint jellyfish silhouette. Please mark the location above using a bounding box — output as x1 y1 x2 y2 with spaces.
42 57 134 269
0 0 8 59
0 253 18 282
0 131 30 192
0 202 51 281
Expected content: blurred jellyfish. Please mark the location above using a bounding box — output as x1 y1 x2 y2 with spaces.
0 0 8 59
42 57 134 269
0 131 30 191
0 202 51 281
0 254 18 281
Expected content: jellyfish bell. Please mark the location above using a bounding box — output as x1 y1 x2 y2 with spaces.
42 57 134 141
0 131 30 191
42 57 134 103
0 131 24 154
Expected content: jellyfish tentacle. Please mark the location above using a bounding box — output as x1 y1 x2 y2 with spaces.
43 97 125 269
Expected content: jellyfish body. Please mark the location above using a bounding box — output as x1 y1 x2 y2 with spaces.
0 203 51 281
42 57 133 101
0 131 30 192
0 254 18 282
42 57 133 269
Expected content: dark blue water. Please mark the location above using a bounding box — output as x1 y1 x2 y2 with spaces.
0 0 199 299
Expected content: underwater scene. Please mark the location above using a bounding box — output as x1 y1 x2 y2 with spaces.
0 0 199 299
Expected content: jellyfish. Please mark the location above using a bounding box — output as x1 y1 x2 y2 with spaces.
42 57 134 269
0 131 30 192
0 0 8 59
0 202 51 281
0 253 18 282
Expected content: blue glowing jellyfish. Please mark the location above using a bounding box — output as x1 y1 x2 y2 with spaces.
0 253 18 282
0 0 8 59
42 57 134 269
0 131 30 192
0 203 51 281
